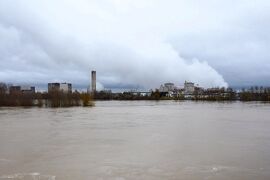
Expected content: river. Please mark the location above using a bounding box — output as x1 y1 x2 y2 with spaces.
0 101 270 180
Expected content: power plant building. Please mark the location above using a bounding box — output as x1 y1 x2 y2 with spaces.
159 83 176 92
184 81 195 95
91 71 96 92
60 83 72 93
48 83 72 93
9 86 21 94
9 85 35 94
21 86 35 94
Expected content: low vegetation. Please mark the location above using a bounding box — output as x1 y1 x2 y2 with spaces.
1 82 270 107
0 83 94 107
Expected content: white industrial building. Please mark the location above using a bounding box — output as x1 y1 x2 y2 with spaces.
159 83 176 92
60 83 72 93
184 81 195 95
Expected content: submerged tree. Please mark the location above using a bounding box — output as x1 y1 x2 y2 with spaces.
80 93 94 106
151 89 161 100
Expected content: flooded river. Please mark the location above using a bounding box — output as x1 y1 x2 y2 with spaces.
0 101 270 180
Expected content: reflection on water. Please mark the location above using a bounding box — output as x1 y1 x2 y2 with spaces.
0 101 270 180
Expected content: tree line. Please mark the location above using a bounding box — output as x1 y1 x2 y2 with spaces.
1 82 270 106
0 82 93 107
239 86 270 101
94 87 270 101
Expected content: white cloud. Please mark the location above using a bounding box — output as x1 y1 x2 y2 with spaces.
1 0 269 89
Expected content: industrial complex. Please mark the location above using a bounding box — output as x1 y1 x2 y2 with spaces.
1 70 223 98
2 70 269 102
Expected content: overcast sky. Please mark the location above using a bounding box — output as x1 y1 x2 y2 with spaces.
0 0 270 90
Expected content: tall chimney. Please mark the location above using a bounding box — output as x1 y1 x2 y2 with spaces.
91 70 96 93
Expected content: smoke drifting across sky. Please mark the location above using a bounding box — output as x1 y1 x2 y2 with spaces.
0 0 270 90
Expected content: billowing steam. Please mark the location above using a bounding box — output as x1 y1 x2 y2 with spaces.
0 0 229 90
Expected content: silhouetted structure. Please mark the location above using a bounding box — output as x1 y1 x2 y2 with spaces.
21 86 35 94
48 83 60 93
9 86 21 95
91 70 96 93
0 82 93 107
60 83 72 93
184 81 195 95
48 83 72 93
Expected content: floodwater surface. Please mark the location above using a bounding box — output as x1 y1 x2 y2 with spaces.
0 101 270 180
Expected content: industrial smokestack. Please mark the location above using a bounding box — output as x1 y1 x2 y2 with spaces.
91 70 96 93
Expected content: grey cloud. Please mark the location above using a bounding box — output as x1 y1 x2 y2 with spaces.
1 0 269 90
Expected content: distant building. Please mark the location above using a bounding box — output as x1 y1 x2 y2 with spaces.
48 83 72 93
21 86 35 94
140 92 152 97
9 85 35 94
91 70 96 93
48 83 60 93
159 82 176 92
194 86 204 95
60 83 72 93
184 81 195 95
131 91 152 97
159 83 181 97
164 83 175 91
9 86 21 94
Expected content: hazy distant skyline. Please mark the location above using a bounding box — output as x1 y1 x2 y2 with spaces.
0 0 270 90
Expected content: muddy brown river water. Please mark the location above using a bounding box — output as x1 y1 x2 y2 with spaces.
0 101 270 180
